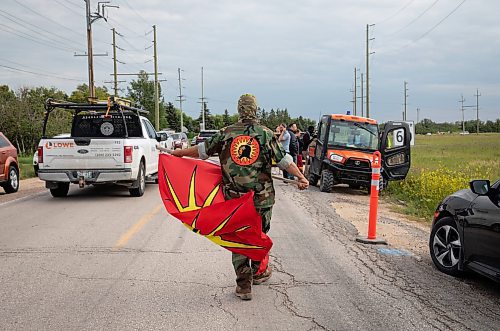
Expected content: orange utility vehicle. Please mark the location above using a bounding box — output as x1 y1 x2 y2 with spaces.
305 114 411 193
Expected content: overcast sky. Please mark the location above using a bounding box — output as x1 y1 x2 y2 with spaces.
1 0 499 124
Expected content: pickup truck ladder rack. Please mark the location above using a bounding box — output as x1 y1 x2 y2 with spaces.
42 97 149 138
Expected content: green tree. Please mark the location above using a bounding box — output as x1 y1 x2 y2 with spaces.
164 102 180 132
198 102 215 130
127 71 166 129
69 84 109 103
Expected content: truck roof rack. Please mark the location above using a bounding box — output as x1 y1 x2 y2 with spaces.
44 97 149 115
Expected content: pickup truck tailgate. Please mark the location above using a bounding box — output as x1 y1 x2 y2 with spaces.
41 138 125 170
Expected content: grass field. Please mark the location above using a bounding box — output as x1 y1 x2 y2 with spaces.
386 133 500 219
18 155 35 180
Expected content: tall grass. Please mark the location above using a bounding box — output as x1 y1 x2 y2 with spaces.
386 133 499 219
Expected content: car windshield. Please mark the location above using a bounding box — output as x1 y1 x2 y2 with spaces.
171 133 181 140
328 120 379 151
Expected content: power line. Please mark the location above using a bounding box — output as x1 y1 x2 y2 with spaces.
402 0 467 49
121 0 149 25
393 0 441 35
376 0 416 24
0 24 75 52
0 9 85 52
0 64 85 82
53 0 82 16
0 57 85 80
13 0 84 39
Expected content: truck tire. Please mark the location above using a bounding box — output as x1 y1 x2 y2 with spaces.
319 169 335 193
129 162 146 197
3 166 19 194
50 183 70 197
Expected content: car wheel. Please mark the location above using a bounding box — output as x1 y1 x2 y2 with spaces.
129 162 146 197
50 183 70 197
429 217 463 277
319 169 334 193
3 166 19 193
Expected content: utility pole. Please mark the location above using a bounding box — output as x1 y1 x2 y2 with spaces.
85 0 94 99
417 108 420 123
360 73 364 117
459 94 466 133
80 0 116 100
200 66 206 130
177 68 186 133
474 88 481 134
403 81 408 121
112 28 118 97
353 67 357 116
153 25 159 130
366 24 375 118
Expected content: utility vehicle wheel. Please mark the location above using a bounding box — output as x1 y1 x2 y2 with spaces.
307 171 319 187
3 166 19 193
319 169 334 193
130 162 146 197
429 217 462 277
50 182 70 197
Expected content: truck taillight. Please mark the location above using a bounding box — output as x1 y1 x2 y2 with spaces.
37 146 43 164
124 146 133 163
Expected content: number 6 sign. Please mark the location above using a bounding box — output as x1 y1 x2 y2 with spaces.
392 128 405 147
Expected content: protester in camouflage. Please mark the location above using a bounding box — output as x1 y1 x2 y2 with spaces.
163 93 308 301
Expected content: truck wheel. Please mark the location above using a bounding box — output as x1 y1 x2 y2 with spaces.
50 183 70 197
319 169 334 193
3 166 19 194
129 162 146 197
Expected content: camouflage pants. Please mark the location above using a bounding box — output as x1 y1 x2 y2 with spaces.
232 207 272 274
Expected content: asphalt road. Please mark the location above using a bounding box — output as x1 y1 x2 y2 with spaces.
0 180 499 330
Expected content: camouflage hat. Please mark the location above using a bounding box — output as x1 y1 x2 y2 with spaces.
237 94 258 120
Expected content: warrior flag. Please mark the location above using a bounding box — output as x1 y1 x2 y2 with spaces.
158 154 272 262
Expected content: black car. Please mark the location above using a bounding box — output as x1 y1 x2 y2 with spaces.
429 179 500 282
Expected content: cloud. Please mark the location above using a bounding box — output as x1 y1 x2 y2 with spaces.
0 0 499 123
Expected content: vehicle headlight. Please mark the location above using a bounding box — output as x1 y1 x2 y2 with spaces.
329 153 344 163
387 153 405 166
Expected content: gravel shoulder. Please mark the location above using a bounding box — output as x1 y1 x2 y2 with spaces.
0 177 46 205
331 186 430 257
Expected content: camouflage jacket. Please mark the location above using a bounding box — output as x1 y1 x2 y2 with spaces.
202 120 288 209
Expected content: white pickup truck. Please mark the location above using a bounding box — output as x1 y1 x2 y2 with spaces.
37 98 168 198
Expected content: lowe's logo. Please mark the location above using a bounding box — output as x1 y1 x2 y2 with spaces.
45 141 75 150
77 149 89 154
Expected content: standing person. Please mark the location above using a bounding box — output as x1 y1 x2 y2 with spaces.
302 125 315 162
287 123 299 179
278 123 291 179
165 94 308 301
295 129 304 173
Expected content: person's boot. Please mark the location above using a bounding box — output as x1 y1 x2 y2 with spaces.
235 266 252 300
253 267 272 285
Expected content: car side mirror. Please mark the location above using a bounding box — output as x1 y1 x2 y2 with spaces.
470 180 491 195
156 133 168 142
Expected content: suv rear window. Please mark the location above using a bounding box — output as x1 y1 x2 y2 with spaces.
72 113 143 138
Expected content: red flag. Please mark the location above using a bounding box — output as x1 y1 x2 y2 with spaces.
158 154 272 261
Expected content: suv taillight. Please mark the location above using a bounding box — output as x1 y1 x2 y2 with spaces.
124 146 133 163
37 146 43 164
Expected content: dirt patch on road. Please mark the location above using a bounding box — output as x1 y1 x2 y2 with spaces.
0 178 46 204
331 187 431 257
